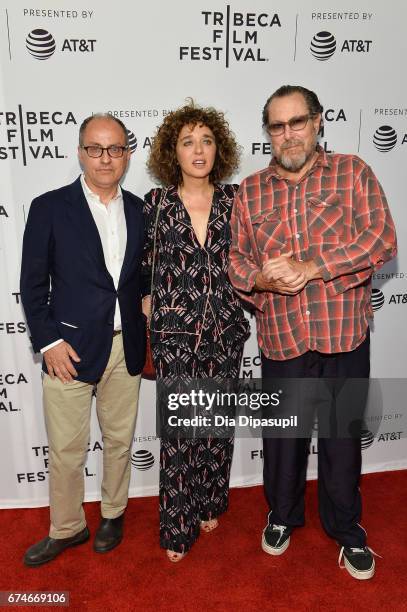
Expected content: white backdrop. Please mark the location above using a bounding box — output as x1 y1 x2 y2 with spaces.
0 0 406 508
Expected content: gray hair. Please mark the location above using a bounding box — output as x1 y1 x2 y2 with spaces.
262 85 324 134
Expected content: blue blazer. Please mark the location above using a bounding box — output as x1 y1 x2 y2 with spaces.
20 176 147 382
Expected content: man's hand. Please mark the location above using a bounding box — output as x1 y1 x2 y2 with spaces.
254 255 321 295
43 341 81 384
254 271 306 295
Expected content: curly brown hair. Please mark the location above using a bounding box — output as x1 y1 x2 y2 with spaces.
147 101 241 186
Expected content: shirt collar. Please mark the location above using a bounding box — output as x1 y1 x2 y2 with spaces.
166 183 223 210
265 144 331 182
163 183 226 228
80 174 122 204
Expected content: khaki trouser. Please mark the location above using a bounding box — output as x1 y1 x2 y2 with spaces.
43 333 141 539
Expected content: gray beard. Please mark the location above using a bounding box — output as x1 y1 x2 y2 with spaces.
274 136 318 172
279 150 307 172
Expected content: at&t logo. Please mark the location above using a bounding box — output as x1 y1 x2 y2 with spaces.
26 28 96 59
26 29 56 59
310 31 336 60
310 31 372 60
371 288 407 308
371 288 385 311
373 126 397 152
131 450 154 470
126 129 138 154
361 427 374 450
377 431 403 442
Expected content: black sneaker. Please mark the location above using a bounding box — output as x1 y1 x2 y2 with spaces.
262 523 291 556
338 546 375 580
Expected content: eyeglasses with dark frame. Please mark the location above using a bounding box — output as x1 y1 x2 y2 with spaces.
267 114 317 137
81 145 129 158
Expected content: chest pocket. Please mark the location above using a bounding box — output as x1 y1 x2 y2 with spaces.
307 193 343 240
251 209 286 255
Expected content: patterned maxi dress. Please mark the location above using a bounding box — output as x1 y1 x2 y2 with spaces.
143 184 250 553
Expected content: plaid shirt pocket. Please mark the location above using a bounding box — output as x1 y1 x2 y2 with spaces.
307 193 343 238
251 209 286 257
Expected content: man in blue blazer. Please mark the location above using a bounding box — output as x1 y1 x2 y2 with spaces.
20 113 146 565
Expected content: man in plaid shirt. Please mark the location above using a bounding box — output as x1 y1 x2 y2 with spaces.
229 85 397 580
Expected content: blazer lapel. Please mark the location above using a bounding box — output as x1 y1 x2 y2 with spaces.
66 177 114 284
118 190 141 287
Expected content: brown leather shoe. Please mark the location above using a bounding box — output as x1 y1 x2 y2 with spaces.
24 527 90 566
93 515 124 553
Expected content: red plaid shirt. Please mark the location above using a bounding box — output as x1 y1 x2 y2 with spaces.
229 146 397 360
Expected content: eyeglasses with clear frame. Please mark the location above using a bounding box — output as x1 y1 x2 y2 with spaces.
81 145 129 158
267 114 317 137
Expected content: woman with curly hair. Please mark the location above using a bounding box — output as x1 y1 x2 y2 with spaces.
142 101 250 561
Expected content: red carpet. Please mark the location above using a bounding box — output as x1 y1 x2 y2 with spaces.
1 470 406 611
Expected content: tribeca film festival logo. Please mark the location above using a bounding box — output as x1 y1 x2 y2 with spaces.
25 28 96 59
0 294 28 348
0 294 29 347
310 31 372 60
17 443 155 484
250 426 376 458
250 429 374 459
16 441 101 484
0 201 8 219
17 446 49 484
131 450 155 471
250 444 320 459
17 440 106 483
179 7 281 67
0 107 76 165
0 372 28 415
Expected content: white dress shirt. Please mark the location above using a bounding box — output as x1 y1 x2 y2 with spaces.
41 175 127 353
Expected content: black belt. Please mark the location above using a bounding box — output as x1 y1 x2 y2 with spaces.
113 330 122 337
